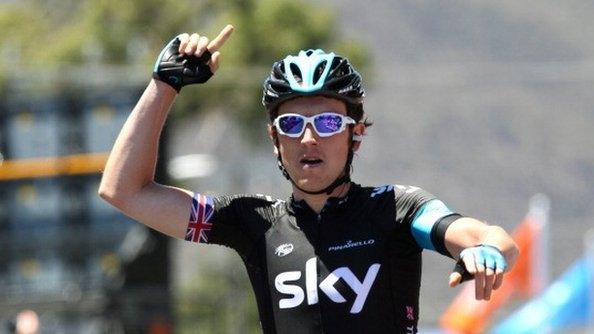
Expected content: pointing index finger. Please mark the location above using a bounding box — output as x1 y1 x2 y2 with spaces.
207 24 234 52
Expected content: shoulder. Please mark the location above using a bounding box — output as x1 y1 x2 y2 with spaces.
216 193 283 204
359 183 437 221
361 184 434 202
354 184 435 217
393 184 435 203
209 193 286 216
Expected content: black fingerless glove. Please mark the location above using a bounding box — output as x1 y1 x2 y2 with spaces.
452 259 474 283
152 36 213 92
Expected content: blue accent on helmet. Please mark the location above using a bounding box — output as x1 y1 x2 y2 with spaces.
411 199 454 251
283 49 336 93
262 49 364 110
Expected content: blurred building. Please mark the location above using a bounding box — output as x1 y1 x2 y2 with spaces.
0 84 170 333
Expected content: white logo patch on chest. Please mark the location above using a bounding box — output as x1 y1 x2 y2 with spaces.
275 243 294 257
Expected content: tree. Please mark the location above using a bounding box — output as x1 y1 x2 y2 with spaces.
0 0 368 138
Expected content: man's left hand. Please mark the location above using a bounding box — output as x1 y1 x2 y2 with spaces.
448 244 507 300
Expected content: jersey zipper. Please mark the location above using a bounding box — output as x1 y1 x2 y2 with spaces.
317 206 327 223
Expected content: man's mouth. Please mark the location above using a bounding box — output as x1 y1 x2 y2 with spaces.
300 157 324 167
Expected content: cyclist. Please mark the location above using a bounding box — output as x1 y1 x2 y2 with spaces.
99 25 519 333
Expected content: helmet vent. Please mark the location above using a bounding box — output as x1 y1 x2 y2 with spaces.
275 62 286 78
289 63 303 85
313 60 328 85
272 82 290 93
332 58 348 77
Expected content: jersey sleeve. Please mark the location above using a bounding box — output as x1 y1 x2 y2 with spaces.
394 185 463 258
184 193 274 258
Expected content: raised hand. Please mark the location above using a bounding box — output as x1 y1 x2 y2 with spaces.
153 24 234 92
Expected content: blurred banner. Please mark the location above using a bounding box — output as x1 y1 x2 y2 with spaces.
439 194 550 334
492 230 594 333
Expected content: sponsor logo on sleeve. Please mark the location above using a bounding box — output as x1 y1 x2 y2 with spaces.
256 194 285 208
371 185 394 198
395 185 420 194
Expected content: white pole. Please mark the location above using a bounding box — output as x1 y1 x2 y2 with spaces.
528 193 550 294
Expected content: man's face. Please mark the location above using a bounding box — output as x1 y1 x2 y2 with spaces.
270 96 362 194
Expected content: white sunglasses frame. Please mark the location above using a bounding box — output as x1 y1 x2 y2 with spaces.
272 112 356 138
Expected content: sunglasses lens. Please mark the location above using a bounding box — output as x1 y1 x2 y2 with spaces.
314 114 342 134
278 115 304 135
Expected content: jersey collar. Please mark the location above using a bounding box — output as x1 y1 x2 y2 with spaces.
287 182 362 216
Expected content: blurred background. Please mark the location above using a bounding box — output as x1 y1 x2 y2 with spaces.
0 0 593 333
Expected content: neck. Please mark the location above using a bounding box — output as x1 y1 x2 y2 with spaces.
292 182 351 213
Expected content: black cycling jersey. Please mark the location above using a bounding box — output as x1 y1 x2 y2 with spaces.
185 183 462 334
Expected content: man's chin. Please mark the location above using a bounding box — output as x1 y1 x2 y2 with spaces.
293 179 327 193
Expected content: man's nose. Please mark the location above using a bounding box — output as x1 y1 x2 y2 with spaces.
300 125 319 144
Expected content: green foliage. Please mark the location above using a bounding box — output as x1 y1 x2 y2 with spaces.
0 0 208 66
176 257 261 333
0 0 368 141
218 0 335 65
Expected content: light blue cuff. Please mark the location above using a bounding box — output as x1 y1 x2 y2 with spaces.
411 199 454 251
460 245 507 271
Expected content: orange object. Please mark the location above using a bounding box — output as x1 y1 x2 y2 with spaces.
0 152 109 180
147 316 172 334
439 218 540 334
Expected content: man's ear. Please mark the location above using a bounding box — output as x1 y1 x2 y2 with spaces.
352 123 365 152
268 125 279 155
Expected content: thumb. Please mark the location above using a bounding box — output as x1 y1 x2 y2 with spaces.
449 271 462 287
209 51 221 73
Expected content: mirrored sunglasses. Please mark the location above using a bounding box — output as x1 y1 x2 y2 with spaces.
273 112 356 138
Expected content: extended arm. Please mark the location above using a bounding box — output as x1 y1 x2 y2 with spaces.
98 26 234 239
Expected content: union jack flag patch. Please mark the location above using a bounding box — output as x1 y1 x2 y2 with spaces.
185 193 215 243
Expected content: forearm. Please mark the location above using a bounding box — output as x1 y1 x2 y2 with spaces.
99 79 177 205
